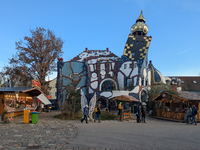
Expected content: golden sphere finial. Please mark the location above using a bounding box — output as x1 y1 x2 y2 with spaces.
141 9 143 12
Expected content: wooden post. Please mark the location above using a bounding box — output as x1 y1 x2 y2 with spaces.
121 102 124 121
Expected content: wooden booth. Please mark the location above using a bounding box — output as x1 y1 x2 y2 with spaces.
0 87 43 120
153 91 200 122
113 95 141 121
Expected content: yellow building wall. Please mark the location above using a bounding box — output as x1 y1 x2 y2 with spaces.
49 78 57 99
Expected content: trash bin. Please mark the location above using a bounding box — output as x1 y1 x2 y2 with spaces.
31 111 38 124
24 109 30 123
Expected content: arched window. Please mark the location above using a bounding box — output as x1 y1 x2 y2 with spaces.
101 80 116 91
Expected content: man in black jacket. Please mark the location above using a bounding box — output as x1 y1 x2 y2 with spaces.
191 105 197 125
136 105 141 123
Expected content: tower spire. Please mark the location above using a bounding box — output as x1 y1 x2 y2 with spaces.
136 9 146 23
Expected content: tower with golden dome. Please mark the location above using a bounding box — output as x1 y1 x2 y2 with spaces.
123 10 152 61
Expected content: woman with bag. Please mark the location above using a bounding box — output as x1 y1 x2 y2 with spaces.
94 104 101 123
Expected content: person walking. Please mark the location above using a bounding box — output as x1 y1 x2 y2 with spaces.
141 105 146 123
185 106 192 124
94 104 101 123
191 105 198 125
136 105 141 123
81 105 89 124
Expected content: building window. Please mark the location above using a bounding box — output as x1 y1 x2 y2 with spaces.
193 81 197 84
132 41 134 44
141 41 144 44
129 63 132 68
136 41 139 45
132 53 135 57
126 78 133 90
134 63 137 68
124 64 127 69
102 80 116 91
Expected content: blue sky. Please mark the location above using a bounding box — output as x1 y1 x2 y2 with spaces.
0 0 200 80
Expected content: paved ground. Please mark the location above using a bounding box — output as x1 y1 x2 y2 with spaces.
0 111 78 150
0 111 200 150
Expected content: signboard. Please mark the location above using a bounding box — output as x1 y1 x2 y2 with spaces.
47 95 52 99
32 79 41 88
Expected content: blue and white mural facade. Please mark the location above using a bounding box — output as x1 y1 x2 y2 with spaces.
57 10 166 108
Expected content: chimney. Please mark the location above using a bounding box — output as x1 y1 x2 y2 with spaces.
171 85 177 92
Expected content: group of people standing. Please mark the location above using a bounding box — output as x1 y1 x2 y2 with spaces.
136 105 146 123
81 104 101 124
185 105 198 125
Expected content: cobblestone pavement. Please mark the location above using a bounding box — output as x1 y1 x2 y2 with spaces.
0 111 78 150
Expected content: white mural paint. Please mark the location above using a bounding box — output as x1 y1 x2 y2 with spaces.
110 91 130 99
131 85 140 93
133 76 137 86
119 61 132 76
109 71 114 77
100 64 105 70
91 81 98 89
112 62 115 70
101 75 105 79
143 68 147 86
90 65 94 72
130 66 138 77
100 91 113 98
148 70 151 86
117 72 124 90
91 73 98 81
89 87 94 94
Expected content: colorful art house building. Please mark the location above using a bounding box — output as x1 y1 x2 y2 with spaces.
57 10 166 108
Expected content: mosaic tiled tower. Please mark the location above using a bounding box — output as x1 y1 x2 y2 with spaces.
123 10 152 62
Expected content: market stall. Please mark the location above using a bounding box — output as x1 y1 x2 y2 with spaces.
0 87 43 120
153 91 200 122
113 95 141 121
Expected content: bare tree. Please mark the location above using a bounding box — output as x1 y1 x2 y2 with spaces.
61 82 81 119
1 27 63 94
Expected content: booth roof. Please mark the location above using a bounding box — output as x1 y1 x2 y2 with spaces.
0 87 43 95
0 87 33 92
113 95 141 102
152 91 187 102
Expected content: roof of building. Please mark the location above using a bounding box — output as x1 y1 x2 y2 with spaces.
178 91 200 100
176 76 200 91
70 48 119 63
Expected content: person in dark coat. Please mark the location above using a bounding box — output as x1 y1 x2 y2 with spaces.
191 105 197 125
81 105 89 124
94 104 101 123
141 105 146 123
136 105 141 123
